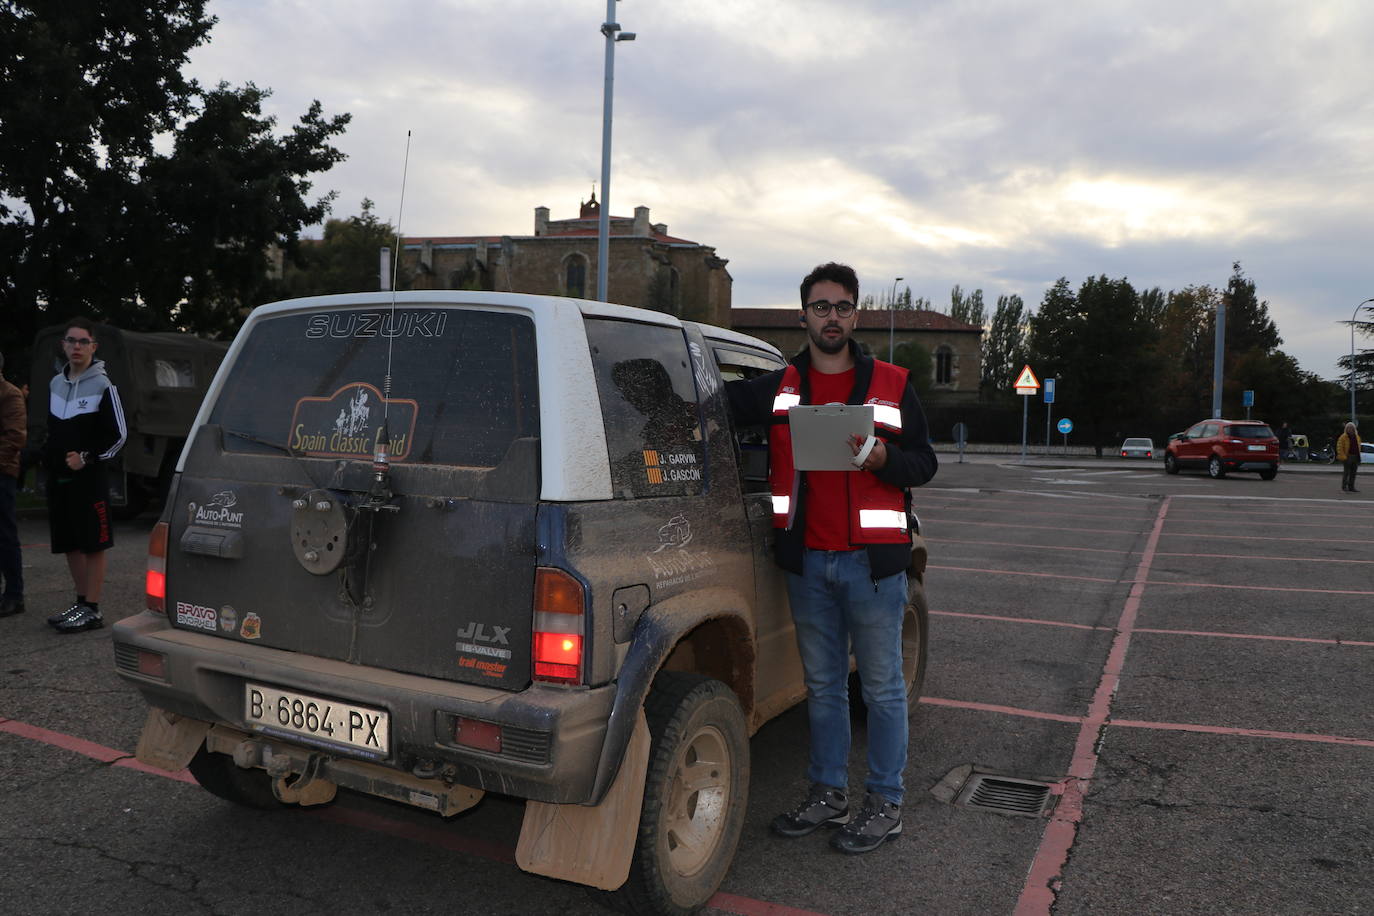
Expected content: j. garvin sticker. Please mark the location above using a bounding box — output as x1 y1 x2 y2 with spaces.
289 382 418 460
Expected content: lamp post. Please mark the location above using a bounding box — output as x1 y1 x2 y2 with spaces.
1349 297 1374 423
887 277 903 362
596 1 635 302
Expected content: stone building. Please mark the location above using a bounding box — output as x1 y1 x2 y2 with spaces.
395 195 732 326
730 308 983 404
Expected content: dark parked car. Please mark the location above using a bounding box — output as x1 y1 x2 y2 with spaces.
1164 419 1279 479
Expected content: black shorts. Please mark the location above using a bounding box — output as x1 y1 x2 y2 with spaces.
47 466 113 554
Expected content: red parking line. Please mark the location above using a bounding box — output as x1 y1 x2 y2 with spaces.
1134 627 1374 648
1144 579 1374 596
929 518 1145 536
0 716 829 916
1162 516 1374 532
919 696 1083 724
1161 531 1374 545
0 717 195 783
932 537 1136 556
931 610 1110 631
1109 719 1374 748
929 564 1121 585
1155 551 1374 565
1013 495 1172 916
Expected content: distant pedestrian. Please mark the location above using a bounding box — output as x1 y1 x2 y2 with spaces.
0 352 26 618
43 319 127 633
1337 422 1361 493
1277 421 1292 461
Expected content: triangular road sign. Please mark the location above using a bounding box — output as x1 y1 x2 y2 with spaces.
1013 365 1040 392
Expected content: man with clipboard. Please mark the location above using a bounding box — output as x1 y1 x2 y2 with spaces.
726 262 937 854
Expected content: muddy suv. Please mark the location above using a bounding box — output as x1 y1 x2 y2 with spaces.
112 291 929 914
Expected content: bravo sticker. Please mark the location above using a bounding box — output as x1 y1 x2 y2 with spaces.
175 601 217 632
288 382 418 461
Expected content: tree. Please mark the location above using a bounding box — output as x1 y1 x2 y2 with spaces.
1029 275 1154 453
890 340 933 396
949 285 986 327
280 199 400 299
982 293 1029 395
0 1 350 367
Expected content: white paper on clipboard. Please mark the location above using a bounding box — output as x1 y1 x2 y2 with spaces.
788 404 874 471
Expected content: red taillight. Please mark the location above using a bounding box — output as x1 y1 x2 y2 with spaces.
146 522 168 613
533 568 584 684
1121 451 1127 457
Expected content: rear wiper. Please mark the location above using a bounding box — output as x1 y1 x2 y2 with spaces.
225 428 297 456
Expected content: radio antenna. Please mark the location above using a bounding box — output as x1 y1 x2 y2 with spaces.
369 129 411 505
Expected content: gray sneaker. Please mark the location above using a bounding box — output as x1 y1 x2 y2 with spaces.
771 784 849 837
54 605 102 634
830 792 902 854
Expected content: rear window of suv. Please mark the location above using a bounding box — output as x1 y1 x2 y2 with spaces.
208 307 538 468
1227 425 1274 439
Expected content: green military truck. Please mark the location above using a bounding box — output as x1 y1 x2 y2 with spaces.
29 323 229 517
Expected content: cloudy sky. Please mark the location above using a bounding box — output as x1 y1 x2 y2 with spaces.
188 0 1373 379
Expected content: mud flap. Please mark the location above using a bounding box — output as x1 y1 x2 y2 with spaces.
515 708 650 891
135 708 211 772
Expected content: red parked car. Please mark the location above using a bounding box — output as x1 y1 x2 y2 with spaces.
1164 419 1279 480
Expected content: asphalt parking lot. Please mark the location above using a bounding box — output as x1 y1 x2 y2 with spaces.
2 456 1371 915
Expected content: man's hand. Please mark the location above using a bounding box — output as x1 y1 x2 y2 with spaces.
64 450 86 471
848 434 887 472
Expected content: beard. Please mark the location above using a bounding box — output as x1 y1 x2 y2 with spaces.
809 323 849 354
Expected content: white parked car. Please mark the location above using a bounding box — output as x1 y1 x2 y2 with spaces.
1361 441 1374 463
1119 437 1155 459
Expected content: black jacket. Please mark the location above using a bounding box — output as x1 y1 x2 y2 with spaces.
726 340 938 578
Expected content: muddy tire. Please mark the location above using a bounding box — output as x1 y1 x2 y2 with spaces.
605 672 749 916
186 746 285 810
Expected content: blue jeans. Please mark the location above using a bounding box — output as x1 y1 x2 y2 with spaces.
786 548 908 804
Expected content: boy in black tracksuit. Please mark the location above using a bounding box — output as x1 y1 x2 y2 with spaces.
44 319 126 633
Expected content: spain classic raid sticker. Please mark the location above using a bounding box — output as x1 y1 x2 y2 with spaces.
288 382 418 460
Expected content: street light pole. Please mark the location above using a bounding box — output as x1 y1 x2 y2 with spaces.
596 1 635 302
887 277 903 362
1349 297 1374 423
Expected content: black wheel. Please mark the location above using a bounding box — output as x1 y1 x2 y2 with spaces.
607 672 749 916
1208 455 1226 479
1259 466 1277 481
186 746 286 810
1164 453 1179 475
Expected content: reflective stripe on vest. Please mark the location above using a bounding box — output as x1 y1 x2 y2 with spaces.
859 509 908 531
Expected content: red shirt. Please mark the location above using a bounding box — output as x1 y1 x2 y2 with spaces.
803 366 858 550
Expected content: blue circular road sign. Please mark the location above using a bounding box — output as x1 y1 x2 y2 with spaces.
1057 418 1074 434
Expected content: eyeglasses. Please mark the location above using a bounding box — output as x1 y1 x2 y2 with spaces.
804 300 857 318
63 336 94 346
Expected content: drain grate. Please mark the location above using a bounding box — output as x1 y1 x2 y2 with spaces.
955 774 1055 817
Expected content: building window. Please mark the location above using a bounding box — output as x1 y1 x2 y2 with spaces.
564 254 588 299
935 346 953 385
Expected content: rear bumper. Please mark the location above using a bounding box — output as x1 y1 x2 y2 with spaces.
112 611 614 804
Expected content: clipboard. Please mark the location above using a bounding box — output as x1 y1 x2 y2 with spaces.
788 404 874 471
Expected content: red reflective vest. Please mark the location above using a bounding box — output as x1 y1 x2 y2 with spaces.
768 361 910 545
